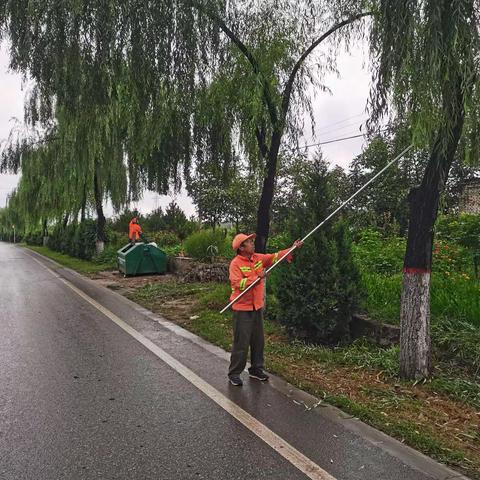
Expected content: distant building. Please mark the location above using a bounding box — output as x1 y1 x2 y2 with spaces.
459 178 480 214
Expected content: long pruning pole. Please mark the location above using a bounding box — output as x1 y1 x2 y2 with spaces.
220 144 413 314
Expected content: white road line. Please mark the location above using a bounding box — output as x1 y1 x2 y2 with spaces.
27 253 336 480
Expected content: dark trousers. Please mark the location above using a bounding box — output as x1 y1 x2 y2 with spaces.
228 309 264 377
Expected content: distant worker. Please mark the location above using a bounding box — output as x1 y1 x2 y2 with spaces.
227 233 303 386
129 217 143 244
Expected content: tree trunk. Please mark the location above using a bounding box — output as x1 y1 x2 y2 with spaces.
255 131 282 253
93 167 107 243
62 213 69 229
400 263 432 379
80 180 87 222
42 218 48 247
400 80 465 379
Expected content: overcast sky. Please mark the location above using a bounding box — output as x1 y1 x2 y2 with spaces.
0 40 371 216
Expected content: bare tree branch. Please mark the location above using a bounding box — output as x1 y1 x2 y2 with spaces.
281 12 372 124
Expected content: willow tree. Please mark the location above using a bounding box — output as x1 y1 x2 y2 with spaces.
1 1 371 252
0 98 129 242
369 0 480 378
0 193 24 241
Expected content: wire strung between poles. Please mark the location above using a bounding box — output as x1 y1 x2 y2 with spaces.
220 144 414 314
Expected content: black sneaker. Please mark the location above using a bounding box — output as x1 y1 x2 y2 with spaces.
249 369 269 381
229 375 243 386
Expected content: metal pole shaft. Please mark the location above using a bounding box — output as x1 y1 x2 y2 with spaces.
220 144 413 314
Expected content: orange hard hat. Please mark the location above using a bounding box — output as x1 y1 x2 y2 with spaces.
232 233 256 251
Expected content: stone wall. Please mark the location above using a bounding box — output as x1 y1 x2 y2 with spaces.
168 256 197 274
181 262 229 283
168 257 229 283
349 314 400 346
459 179 480 214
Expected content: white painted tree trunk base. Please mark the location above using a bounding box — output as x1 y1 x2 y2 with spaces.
400 271 432 379
42 236 48 247
96 240 105 255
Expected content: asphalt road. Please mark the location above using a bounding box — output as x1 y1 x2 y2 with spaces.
0 243 468 480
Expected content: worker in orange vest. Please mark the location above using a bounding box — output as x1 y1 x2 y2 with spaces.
129 217 143 244
228 233 303 386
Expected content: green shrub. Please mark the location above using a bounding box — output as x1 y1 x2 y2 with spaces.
273 160 361 344
267 232 292 253
151 231 181 247
436 214 480 252
25 231 44 246
184 229 231 260
162 244 184 257
107 228 127 249
92 245 118 266
72 220 97 260
352 229 405 276
47 221 97 260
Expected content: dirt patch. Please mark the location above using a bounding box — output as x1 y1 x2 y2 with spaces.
143 297 199 327
91 270 175 295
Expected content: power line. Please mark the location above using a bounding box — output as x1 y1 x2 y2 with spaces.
291 128 390 151
314 112 366 131
316 119 367 138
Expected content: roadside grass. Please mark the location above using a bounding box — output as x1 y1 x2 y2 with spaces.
128 279 480 479
362 272 480 327
25 245 115 274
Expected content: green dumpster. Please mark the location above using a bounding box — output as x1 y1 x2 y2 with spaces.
117 242 167 276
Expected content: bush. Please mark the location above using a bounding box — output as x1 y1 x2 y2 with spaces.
25 231 44 246
267 233 292 253
73 221 97 260
151 231 181 247
107 228 127 249
436 214 480 251
352 229 405 276
273 160 361 344
47 220 97 260
184 229 231 260
92 245 118 266
432 240 473 275
162 244 184 257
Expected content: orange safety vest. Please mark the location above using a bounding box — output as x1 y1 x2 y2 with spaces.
129 221 142 240
229 249 293 311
